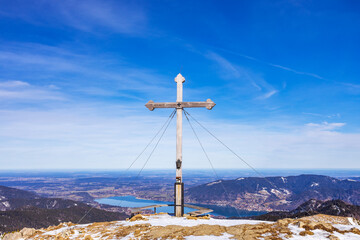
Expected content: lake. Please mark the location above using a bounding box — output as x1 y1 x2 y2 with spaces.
95 195 267 218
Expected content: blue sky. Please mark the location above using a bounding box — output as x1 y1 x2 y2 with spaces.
0 0 359 170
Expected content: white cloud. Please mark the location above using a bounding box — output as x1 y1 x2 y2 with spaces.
305 122 346 131
0 106 359 170
0 80 29 88
48 84 60 90
78 87 145 100
184 118 359 169
0 107 177 169
303 112 341 119
0 80 65 101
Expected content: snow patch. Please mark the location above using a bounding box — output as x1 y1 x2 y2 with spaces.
288 224 329 239
347 179 357 182
282 189 291 195
258 190 270 195
281 177 287 183
310 182 319 187
236 178 244 181
288 224 360 240
122 214 270 227
271 189 283 196
207 180 222 186
2 201 10 208
270 188 291 197
348 217 358 226
51 200 57 208
23 214 360 240
43 226 69 236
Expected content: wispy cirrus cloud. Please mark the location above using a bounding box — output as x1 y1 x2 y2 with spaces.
206 51 278 99
342 82 360 89
0 80 65 101
0 0 147 35
0 80 30 88
0 50 86 72
302 112 341 119
257 90 278 100
268 63 324 80
305 121 346 131
54 0 146 34
211 46 326 80
211 46 360 91
78 87 145 101
0 42 174 102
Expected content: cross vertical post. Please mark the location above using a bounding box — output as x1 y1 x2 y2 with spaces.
145 73 215 217
175 74 185 217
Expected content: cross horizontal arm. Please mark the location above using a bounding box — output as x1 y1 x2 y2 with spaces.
145 99 215 111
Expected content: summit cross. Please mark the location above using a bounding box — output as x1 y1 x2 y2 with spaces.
145 73 215 217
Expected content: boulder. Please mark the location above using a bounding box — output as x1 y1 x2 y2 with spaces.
350 227 360 235
20 228 36 238
299 230 314 236
129 214 148 222
295 220 307 228
276 218 292 226
84 235 93 240
2 232 22 240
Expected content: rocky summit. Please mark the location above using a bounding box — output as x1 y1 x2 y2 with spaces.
1 213 360 239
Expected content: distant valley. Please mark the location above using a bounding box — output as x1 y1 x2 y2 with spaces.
1 171 360 233
2 172 360 213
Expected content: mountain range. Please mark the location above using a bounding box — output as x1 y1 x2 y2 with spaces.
0 185 128 233
186 174 360 211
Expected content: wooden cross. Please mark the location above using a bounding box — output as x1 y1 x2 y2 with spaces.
145 73 215 217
